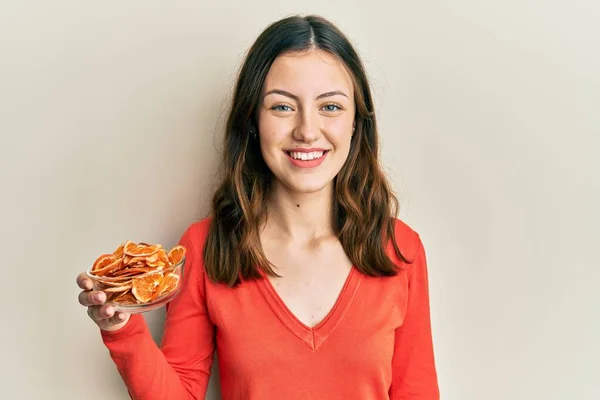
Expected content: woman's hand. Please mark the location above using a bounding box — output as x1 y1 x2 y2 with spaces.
76 272 130 332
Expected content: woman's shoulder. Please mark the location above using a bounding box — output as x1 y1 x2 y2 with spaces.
390 217 424 264
176 217 213 281
180 216 213 247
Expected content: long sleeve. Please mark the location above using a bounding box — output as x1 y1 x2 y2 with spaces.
101 224 216 399
389 239 440 399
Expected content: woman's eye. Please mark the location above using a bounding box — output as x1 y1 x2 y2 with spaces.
272 105 293 112
322 104 341 112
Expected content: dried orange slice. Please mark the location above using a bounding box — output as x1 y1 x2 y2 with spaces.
151 273 180 301
113 267 155 277
96 277 131 287
113 243 125 259
147 249 169 268
93 257 124 276
146 260 166 268
123 241 160 257
131 272 163 303
124 256 147 266
92 254 115 273
112 291 138 305
157 249 169 263
103 283 132 293
168 246 186 266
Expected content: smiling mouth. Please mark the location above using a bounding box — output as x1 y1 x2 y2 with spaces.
285 150 329 161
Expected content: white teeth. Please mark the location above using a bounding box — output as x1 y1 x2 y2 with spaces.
290 151 324 160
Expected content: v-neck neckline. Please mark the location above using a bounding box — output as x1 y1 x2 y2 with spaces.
256 266 362 351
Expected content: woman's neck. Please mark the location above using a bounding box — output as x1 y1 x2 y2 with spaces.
262 181 335 242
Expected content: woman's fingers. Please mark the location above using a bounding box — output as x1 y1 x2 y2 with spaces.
108 311 128 325
76 271 107 307
87 304 114 321
76 272 93 290
89 305 130 330
78 290 106 307
77 271 131 331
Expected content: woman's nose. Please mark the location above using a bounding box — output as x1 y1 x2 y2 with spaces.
292 110 321 143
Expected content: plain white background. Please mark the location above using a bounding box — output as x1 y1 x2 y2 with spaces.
0 1 598 399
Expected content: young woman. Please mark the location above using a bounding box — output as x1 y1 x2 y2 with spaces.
76 14 440 399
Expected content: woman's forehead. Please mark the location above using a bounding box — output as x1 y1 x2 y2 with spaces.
263 49 354 97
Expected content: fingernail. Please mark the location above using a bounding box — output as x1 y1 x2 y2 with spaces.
94 293 105 302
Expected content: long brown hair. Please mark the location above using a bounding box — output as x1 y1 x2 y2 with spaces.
204 15 408 286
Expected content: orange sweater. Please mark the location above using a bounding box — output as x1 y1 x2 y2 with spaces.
101 218 439 399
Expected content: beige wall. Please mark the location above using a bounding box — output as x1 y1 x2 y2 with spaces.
1 1 598 399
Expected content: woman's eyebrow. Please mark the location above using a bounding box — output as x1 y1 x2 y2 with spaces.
263 89 349 101
263 89 298 101
316 90 348 99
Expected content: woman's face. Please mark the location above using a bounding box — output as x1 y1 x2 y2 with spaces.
257 49 356 194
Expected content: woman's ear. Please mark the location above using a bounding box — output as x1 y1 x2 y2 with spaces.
248 116 259 141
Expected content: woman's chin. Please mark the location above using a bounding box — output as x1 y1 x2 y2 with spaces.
277 177 334 195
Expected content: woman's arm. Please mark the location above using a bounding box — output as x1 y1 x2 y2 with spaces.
101 224 216 400
389 240 440 399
